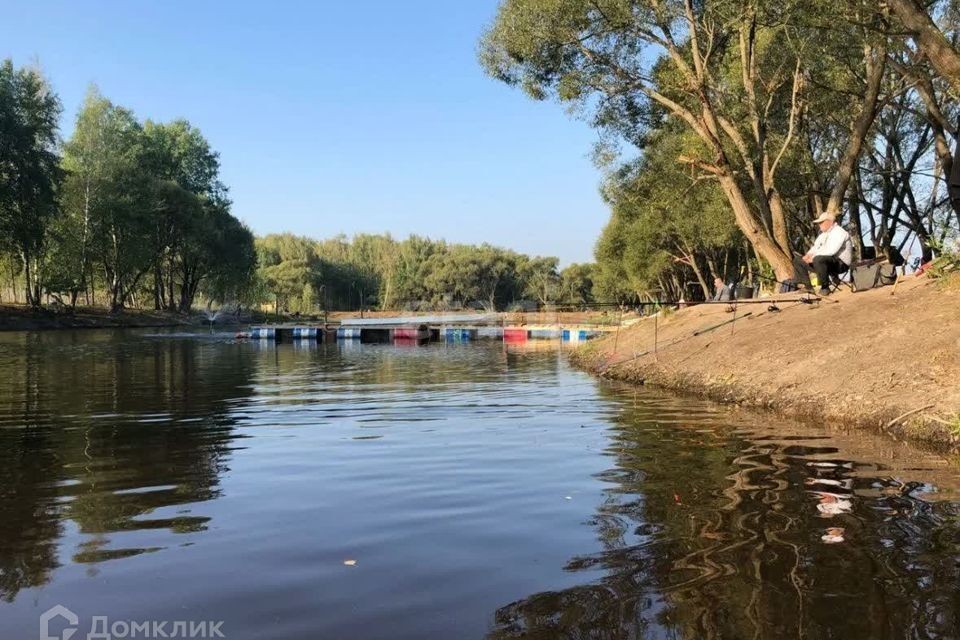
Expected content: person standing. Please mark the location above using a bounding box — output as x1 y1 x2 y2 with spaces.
802 213 853 295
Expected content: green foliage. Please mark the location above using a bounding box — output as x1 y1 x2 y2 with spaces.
480 0 937 282
51 86 255 311
0 72 256 313
559 263 595 304
927 236 960 280
255 233 582 312
594 126 743 300
0 59 62 306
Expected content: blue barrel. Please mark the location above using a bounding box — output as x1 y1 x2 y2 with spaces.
251 327 276 340
337 327 362 340
292 327 318 340
444 328 474 342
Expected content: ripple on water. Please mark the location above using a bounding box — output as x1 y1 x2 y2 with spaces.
0 333 958 639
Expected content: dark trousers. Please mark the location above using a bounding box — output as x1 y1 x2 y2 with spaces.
811 255 848 288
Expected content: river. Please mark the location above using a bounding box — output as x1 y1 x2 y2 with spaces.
0 330 958 639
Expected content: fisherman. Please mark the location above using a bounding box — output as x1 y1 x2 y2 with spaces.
801 213 852 296
712 277 732 302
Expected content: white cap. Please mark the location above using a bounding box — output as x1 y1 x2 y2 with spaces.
813 212 836 224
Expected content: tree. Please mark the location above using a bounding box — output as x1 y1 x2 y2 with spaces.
256 234 323 313
62 94 153 311
141 119 236 312
56 88 126 307
886 0 960 91
196 203 256 308
559 263 595 304
481 0 890 281
593 124 744 300
520 256 560 305
0 60 62 307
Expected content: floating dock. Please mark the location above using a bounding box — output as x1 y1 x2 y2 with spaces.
336 327 363 340
249 326 329 342
249 315 613 345
440 327 477 342
503 327 529 342
562 328 604 342
528 325 563 340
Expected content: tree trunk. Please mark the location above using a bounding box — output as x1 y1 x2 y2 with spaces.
21 251 38 308
825 44 887 216
848 186 864 261
887 0 960 92
706 254 720 283
768 190 793 256
681 244 711 300
717 175 796 281
154 266 163 310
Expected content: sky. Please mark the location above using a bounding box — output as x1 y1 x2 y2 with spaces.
0 1 610 265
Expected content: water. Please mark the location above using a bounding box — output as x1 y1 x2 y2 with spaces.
1 330 959 639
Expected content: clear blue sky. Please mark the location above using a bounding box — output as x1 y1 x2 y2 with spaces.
1 1 608 265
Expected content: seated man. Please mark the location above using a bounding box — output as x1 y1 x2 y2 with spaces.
712 277 732 302
802 213 852 295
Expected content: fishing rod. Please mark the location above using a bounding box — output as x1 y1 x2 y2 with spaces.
597 289 828 373
530 294 824 310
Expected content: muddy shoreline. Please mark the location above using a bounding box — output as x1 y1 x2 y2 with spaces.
569 277 960 451
0 305 216 332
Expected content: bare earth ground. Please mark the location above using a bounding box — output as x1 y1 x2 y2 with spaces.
571 275 960 449
328 309 621 326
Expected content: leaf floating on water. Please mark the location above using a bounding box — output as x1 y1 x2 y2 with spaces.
343 559 357 566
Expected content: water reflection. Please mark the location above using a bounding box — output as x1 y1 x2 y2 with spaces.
489 388 960 639
0 333 958 639
0 331 252 601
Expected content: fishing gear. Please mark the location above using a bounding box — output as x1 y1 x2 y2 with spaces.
693 312 754 336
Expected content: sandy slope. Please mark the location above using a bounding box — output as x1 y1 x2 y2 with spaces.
571 275 960 448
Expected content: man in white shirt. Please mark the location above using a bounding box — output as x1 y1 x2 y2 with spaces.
802 213 853 295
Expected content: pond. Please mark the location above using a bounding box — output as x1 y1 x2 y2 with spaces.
0 330 958 639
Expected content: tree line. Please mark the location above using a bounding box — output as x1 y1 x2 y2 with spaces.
0 59 256 312
481 0 960 302
1 58 599 315
252 233 596 314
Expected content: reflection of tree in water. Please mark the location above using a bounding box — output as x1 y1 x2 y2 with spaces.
489 393 960 639
0 428 63 602
0 333 254 601
251 343 560 410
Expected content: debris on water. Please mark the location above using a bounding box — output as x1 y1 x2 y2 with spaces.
564 496 572 500
821 527 845 544
343 560 357 566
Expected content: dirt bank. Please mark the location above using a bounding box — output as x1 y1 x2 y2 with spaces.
571 275 960 449
0 304 198 331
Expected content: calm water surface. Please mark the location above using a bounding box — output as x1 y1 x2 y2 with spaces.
1 330 959 639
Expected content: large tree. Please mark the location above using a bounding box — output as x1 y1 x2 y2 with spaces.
886 0 960 91
597 125 743 300
481 0 890 281
0 60 62 307
141 119 233 311
61 91 153 311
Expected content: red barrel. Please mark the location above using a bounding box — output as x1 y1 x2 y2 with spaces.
503 327 529 342
392 326 429 340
